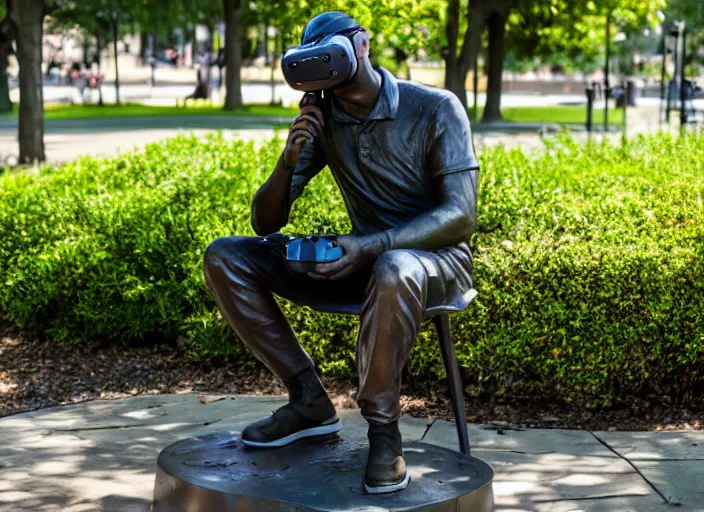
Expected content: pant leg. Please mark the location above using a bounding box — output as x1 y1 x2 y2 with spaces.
203 234 369 380
356 250 428 425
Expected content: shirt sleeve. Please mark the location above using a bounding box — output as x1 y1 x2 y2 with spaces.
288 139 327 208
426 94 480 179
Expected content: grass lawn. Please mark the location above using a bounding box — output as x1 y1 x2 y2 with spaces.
37 102 299 120
469 105 625 125
3 102 625 126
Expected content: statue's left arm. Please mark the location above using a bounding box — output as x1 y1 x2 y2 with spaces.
372 169 478 252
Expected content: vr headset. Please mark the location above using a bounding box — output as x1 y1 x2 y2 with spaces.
282 27 365 92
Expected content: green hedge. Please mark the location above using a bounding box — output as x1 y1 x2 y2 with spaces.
1 132 703 406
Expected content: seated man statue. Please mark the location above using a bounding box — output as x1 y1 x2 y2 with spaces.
203 11 479 495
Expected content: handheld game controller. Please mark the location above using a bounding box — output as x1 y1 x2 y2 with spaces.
284 235 343 273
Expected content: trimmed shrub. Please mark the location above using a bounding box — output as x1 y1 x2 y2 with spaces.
1 132 703 406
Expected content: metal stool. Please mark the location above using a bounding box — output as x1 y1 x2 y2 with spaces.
429 289 477 456
432 314 470 455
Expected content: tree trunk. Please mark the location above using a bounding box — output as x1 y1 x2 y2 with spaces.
9 0 45 163
443 0 463 103
83 36 90 66
95 34 104 106
445 0 486 108
112 16 120 105
223 0 243 110
0 15 15 113
191 27 198 69
481 10 506 122
269 31 277 105
0 62 11 113
139 32 148 64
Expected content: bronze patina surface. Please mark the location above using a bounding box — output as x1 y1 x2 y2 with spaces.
153 429 494 512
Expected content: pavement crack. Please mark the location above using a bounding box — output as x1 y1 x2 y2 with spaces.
533 493 654 504
52 418 225 432
589 430 674 505
421 418 438 440
624 457 704 462
473 448 556 455
52 423 152 432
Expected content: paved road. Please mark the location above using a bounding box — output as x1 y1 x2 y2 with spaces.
0 102 695 165
32 82 595 109
0 394 701 511
0 116 287 165
0 115 558 165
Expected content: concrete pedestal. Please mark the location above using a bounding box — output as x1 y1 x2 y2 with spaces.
153 429 494 512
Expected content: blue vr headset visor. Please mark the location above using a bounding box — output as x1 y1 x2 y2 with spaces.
282 27 365 92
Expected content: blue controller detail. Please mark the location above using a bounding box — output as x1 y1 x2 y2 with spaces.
285 235 344 263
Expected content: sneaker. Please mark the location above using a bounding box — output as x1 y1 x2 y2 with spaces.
241 367 341 448
364 421 410 494
241 402 342 448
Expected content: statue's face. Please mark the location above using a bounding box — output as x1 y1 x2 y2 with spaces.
281 28 365 92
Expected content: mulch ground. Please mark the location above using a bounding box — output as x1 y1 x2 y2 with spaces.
1 326 701 431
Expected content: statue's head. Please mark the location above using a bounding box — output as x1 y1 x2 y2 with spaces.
281 11 370 92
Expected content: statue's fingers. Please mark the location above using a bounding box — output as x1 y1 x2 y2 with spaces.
289 128 315 145
312 257 350 276
299 105 324 128
290 116 322 137
327 265 357 281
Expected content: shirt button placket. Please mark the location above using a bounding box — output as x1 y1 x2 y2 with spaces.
359 132 371 159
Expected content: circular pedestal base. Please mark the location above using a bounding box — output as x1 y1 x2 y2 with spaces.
153 429 494 511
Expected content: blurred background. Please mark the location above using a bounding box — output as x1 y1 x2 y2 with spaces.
1 0 702 164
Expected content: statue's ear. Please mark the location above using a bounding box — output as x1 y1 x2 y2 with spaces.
353 31 370 59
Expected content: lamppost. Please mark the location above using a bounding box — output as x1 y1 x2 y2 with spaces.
604 10 611 132
112 9 120 105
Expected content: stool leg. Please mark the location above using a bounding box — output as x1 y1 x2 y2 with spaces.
433 315 471 455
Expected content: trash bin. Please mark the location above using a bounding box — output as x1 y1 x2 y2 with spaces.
626 79 640 106
613 86 626 108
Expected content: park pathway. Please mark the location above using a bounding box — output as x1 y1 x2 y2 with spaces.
0 102 681 166
0 394 701 511
0 114 557 165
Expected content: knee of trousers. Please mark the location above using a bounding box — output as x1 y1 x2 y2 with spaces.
203 236 255 286
368 250 427 300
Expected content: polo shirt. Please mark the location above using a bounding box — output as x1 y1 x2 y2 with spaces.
289 67 480 237
287 68 480 312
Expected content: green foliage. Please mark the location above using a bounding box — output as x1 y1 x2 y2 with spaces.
38 102 298 120
469 106 624 125
668 0 704 30
1 132 703 407
504 0 666 73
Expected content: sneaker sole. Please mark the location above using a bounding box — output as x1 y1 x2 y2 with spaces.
364 469 411 494
240 418 343 448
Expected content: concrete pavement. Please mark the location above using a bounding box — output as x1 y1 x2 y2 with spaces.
0 99 695 165
0 395 701 511
0 115 557 165
29 83 596 109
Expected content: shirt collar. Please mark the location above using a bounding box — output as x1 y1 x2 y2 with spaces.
330 67 399 124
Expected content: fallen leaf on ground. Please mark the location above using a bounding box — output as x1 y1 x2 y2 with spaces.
197 395 226 404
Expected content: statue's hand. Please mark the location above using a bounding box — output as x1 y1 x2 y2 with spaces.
284 93 324 168
308 235 384 281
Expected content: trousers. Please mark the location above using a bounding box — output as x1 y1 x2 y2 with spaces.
203 233 474 424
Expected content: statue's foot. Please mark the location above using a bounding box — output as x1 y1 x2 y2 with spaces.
241 401 341 448
364 421 410 494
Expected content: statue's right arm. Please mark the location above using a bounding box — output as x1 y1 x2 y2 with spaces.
251 98 326 236
250 155 296 236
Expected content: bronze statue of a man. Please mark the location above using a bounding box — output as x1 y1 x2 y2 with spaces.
204 11 479 494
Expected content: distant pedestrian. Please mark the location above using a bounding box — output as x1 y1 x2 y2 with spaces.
72 64 87 103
